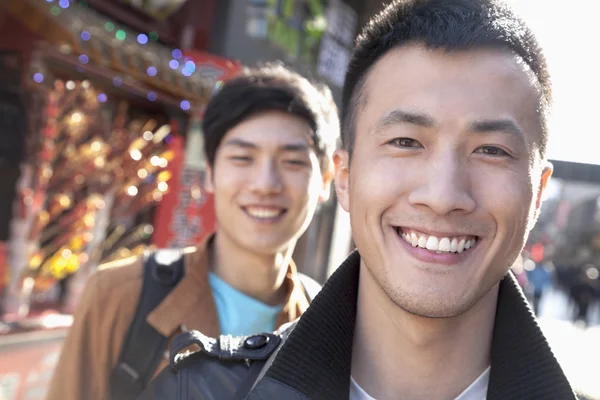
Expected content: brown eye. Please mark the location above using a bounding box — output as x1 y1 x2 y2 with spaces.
285 160 308 166
475 146 510 157
389 138 424 148
229 156 252 162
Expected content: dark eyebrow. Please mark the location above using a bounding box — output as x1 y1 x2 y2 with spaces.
280 143 311 152
222 138 257 149
372 109 435 134
221 138 310 152
470 119 525 139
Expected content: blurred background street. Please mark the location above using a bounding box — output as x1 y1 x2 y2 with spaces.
0 0 597 399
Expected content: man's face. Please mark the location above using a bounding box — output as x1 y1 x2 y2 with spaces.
335 45 552 317
206 110 330 255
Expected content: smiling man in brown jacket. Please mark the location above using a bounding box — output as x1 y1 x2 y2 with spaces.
47 64 339 400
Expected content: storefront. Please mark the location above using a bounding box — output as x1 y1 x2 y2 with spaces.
0 1 239 397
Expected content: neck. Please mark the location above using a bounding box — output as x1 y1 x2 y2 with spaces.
352 261 497 400
210 232 293 306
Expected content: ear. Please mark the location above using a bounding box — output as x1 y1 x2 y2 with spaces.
533 162 553 221
204 163 215 194
317 163 334 203
333 149 350 212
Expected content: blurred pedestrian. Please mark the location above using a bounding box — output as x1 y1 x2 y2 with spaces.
47 64 339 400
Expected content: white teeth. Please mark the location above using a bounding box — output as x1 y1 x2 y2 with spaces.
450 238 458 252
425 236 439 251
246 208 282 219
410 232 418 247
458 239 465 253
439 238 451 252
398 229 477 254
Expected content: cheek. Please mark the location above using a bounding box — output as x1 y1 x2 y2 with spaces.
212 166 246 197
294 173 322 204
348 156 406 233
474 168 535 242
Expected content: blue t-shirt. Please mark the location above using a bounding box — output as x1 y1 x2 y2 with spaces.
208 272 284 336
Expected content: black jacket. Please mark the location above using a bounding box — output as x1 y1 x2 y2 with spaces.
140 251 591 400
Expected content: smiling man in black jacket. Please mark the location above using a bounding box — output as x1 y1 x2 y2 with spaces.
139 0 595 399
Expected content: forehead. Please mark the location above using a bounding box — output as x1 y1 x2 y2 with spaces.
222 110 314 150
358 45 543 142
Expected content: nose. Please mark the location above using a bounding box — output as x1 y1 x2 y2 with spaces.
408 153 476 215
248 159 283 195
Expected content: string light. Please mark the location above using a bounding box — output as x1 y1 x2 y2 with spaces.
180 100 191 111
130 149 142 161
147 66 157 77
91 141 103 152
143 131 153 141
33 73 44 83
127 186 138 196
184 60 196 72
71 112 83 123
59 0 69 8
137 34 148 44
116 30 126 40
81 31 91 41
169 60 179 69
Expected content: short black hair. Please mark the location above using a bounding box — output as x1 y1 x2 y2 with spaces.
342 0 551 158
202 63 339 171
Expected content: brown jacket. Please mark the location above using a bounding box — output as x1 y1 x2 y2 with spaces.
47 243 311 400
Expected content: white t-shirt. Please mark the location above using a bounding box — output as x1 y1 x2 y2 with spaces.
350 366 491 400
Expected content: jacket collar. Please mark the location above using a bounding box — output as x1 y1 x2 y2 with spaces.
259 251 576 400
146 235 311 338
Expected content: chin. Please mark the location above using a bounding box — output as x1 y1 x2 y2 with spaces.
240 237 293 255
382 280 478 319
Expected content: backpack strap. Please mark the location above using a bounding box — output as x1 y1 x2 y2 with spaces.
109 250 185 400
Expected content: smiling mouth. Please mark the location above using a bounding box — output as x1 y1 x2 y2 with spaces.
395 227 479 254
243 206 287 221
